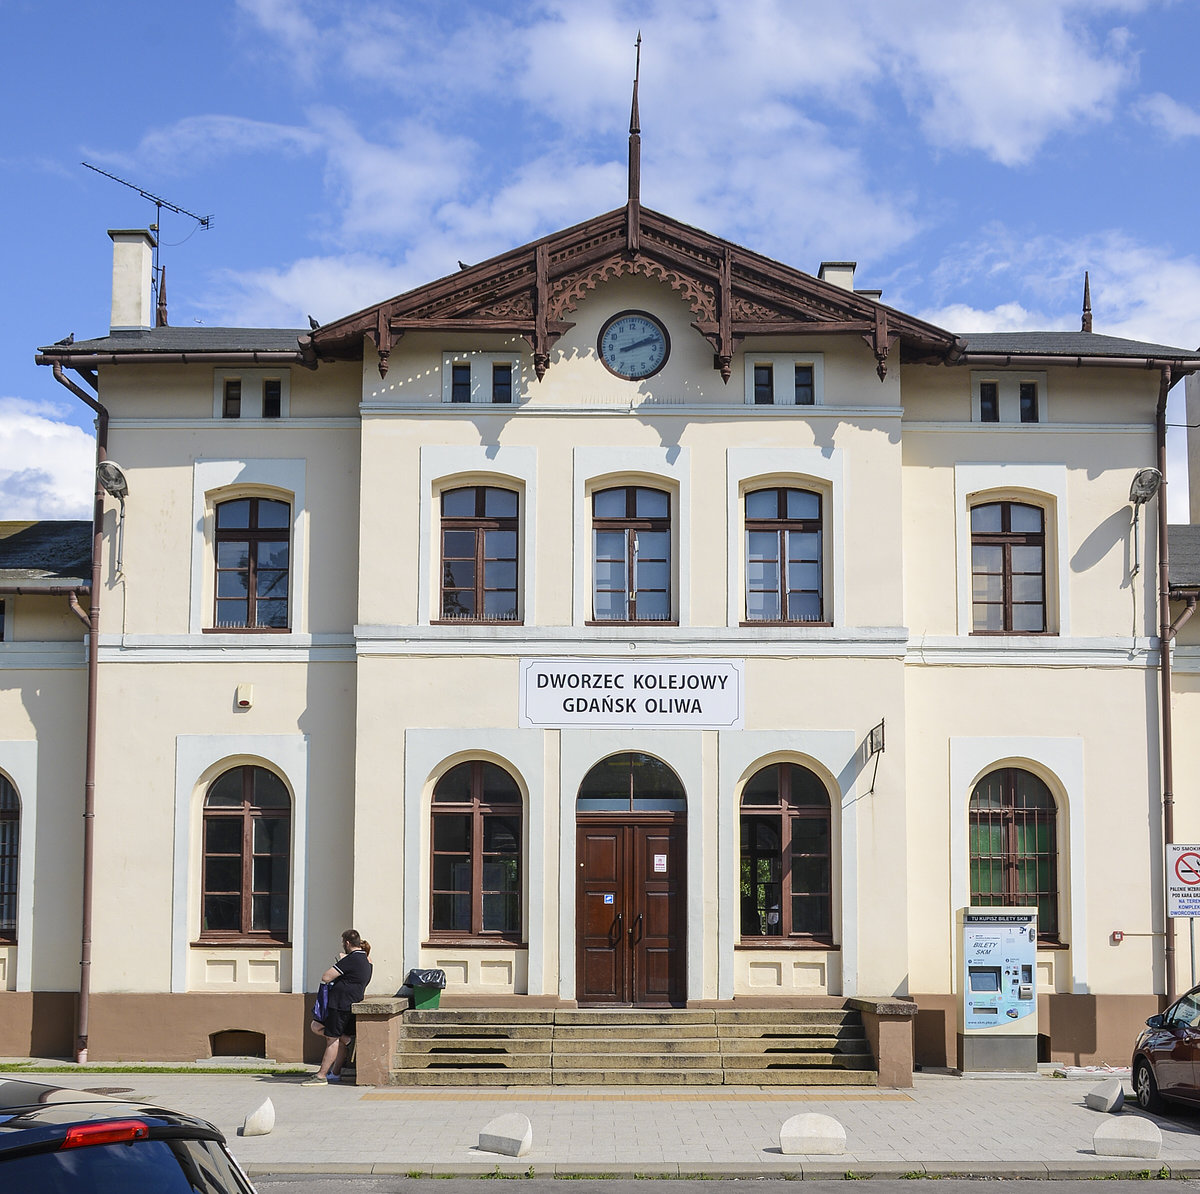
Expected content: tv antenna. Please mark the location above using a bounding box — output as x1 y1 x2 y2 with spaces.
81 161 213 320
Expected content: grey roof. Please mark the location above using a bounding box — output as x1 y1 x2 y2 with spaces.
0 521 92 589
958 332 1200 361
37 327 307 355
1170 525 1200 589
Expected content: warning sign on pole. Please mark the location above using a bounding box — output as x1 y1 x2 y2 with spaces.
1167 844 1200 917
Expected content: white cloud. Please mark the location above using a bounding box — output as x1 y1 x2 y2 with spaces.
914 301 1056 334
1134 92 1200 139
0 398 94 521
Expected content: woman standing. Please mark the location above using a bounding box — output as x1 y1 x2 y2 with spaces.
304 929 372 1085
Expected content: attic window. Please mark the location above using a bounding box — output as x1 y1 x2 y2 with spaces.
744 355 824 406
442 353 523 405
223 380 242 419
0 599 6 641
213 370 291 419
971 372 1046 424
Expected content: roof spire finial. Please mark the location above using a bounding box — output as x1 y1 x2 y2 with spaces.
626 31 642 254
1081 269 1092 333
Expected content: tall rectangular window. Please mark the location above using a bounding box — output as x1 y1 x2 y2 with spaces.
1020 381 1039 423
262 378 282 419
222 379 242 419
492 363 513 404
794 364 815 405
971 501 1046 633
979 382 999 422
591 486 671 622
451 363 472 403
0 599 6 641
439 486 520 622
753 365 774 405
744 487 824 623
213 497 291 629
0 774 18 942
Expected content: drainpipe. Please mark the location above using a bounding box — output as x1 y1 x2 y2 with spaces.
51 361 105 1063
1156 365 1176 1003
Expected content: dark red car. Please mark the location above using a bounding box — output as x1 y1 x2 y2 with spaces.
1132 986 1200 1113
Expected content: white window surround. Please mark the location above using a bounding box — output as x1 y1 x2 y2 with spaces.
743 353 825 406
717 729 858 999
213 368 291 420
418 445 538 626
573 446 691 627
0 742 37 992
558 729 705 1002
971 371 1047 424
172 734 309 994
441 351 524 404
949 736 1086 994
403 729 546 991
954 462 1068 637
189 458 306 635
726 447 845 629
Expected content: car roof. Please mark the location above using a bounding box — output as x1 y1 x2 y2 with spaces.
0 1078 224 1155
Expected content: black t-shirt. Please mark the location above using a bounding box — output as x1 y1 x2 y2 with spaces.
329 949 373 1010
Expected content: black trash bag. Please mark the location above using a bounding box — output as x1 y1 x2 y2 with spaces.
404 968 447 989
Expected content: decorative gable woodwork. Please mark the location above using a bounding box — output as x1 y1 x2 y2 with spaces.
307 206 957 383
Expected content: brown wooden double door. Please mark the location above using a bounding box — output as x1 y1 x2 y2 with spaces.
576 815 686 1006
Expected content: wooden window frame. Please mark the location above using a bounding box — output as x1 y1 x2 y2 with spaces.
970 500 1048 635
739 763 833 947
437 486 521 624
742 487 827 626
222 378 242 419
429 760 523 943
1020 381 1039 423
262 378 282 419
589 485 674 625
199 765 291 946
753 364 774 405
0 774 18 944
211 497 291 631
979 381 999 423
492 362 513 404
969 767 1060 942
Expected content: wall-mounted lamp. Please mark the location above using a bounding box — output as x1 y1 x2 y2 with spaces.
96 461 130 578
1129 467 1163 579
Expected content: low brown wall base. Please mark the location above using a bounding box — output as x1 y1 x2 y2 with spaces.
912 992 1164 1069
0 992 76 1058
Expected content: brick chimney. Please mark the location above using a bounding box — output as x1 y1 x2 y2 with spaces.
108 229 157 331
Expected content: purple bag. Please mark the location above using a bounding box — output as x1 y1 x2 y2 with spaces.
311 981 331 1023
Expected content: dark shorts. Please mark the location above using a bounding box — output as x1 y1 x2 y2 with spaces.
322 1007 355 1039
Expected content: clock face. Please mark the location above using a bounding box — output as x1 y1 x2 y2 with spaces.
598 310 670 380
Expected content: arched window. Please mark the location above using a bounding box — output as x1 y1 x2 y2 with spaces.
576 752 686 812
591 487 672 623
970 501 1045 633
431 760 523 939
0 774 18 943
739 763 832 941
970 767 1058 939
439 486 520 622
214 497 291 629
744 487 823 623
201 766 290 941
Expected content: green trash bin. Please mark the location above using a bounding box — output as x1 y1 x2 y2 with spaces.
406 968 446 1010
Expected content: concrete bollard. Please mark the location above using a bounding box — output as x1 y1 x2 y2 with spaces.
1093 1116 1161 1159
1085 1078 1125 1113
779 1112 846 1155
241 1097 275 1137
478 1112 532 1157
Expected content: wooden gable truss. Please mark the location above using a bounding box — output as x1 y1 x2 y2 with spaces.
305 206 959 383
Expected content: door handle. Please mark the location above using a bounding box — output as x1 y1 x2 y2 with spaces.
614 911 622 944
629 913 642 943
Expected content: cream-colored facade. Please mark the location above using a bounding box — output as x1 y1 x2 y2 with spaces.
3 215 1199 1067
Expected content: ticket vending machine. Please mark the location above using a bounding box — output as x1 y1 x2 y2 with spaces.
956 907 1038 1073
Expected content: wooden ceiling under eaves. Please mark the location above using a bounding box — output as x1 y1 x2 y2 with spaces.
306 205 959 383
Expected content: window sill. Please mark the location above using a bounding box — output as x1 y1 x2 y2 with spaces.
740 621 831 629
432 620 524 627
737 939 839 950
203 627 292 634
969 631 1057 637
1037 938 1068 949
424 937 526 948
586 620 679 628
192 938 292 948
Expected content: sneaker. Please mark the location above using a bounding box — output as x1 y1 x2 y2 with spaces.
326 1073 341 1084
301 1075 328 1086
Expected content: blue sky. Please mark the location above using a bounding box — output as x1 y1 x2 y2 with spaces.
3 0 1199 519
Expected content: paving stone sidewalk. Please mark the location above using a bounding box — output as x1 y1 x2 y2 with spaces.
15 1070 1200 1178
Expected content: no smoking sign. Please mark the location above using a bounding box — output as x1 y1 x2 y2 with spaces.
1168 844 1200 917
